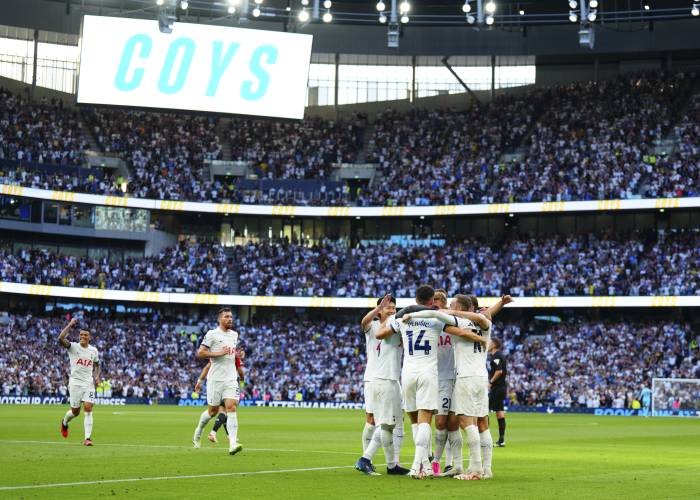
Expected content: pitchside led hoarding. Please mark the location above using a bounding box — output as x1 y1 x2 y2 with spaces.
77 15 312 119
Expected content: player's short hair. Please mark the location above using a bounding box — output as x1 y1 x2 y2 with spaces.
217 307 232 317
376 295 396 306
453 294 472 311
468 295 479 309
491 338 501 349
433 291 447 304
79 329 90 335
415 285 435 305
435 288 447 295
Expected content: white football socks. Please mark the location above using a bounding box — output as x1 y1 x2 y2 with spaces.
194 410 213 439
411 423 418 443
83 411 93 439
480 429 493 473
380 425 396 468
465 425 482 474
448 430 463 472
411 423 431 472
226 412 238 447
362 427 382 461
445 438 453 468
392 423 403 465
434 428 448 463
62 410 75 426
362 422 376 453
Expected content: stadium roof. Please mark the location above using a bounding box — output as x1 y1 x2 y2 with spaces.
43 0 700 27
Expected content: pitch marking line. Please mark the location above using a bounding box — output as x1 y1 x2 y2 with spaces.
0 439 357 455
0 465 358 491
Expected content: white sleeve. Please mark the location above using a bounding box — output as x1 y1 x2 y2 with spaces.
94 349 100 363
389 318 401 333
200 330 214 348
407 309 457 326
68 342 78 354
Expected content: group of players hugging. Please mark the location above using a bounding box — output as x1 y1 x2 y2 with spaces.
357 286 511 480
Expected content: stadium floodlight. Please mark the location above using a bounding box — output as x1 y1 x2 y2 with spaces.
228 0 241 4
254 0 263 4
400 1 410 14
298 7 310 21
485 1 496 14
466 14 476 23
485 14 494 25
401 13 409 23
519 9 525 15
323 0 332 8
180 0 188 9
252 6 261 16
228 5 236 13
589 0 598 8
644 3 650 10
301 0 309 5
694 3 700 17
379 12 387 22
323 10 332 22
569 11 577 22
462 1 471 13
156 0 164 6
588 10 596 21
568 0 577 8
376 1 386 10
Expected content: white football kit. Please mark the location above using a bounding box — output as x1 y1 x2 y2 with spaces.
371 318 403 426
363 320 381 414
67 342 99 408
452 317 491 417
437 331 456 416
390 314 457 412
200 327 240 406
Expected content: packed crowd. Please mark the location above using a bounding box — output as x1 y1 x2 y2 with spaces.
359 92 544 206
229 114 366 180
2 312 696 409
1 71 699 206
336 229 700 297
501 318 698 408
0 313 364 402
234 239 345 296
84 108 223 201
2 229 698 297
0 89 88 165
0 240 229 293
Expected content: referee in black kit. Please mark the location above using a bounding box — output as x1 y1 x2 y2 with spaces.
488 338 508 447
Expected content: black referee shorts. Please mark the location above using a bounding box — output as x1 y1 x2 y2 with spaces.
489 386 506 412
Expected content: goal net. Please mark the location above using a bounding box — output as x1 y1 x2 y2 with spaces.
651 378 700 417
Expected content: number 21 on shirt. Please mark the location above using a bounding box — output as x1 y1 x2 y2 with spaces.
406 329 431 356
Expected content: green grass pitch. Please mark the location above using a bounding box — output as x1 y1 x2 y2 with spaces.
0 406 698 499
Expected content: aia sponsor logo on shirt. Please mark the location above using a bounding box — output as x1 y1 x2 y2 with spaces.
439 334 452 347
76 358 93 367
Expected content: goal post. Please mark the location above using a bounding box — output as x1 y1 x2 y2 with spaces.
651 378 700 417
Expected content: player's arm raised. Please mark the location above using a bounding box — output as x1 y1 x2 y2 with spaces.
194 361 211 392
361 294 391 332
444 325 488 345
486 295 513 320
57 318 78 348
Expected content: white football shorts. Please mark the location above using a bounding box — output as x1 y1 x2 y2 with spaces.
206 379 240 407
452 376 488 417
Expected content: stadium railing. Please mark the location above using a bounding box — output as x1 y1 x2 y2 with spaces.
0 281 696 307
1 183 698 217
